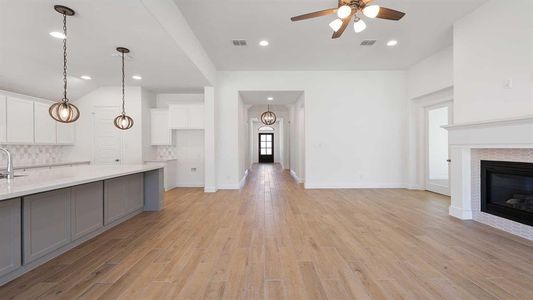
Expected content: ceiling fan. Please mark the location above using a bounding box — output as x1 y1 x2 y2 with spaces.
290 0 405 39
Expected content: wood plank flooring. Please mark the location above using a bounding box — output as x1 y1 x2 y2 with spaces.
1 163 532 299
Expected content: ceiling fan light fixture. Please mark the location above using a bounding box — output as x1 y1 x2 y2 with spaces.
329 18 343 32
353 19 367 33
337 5 352 19
363 5 381 18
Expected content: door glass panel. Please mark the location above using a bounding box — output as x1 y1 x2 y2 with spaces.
428 106 449 189
261 149 267 155
261 135 267 141
266 149 272 155
266 135 272 141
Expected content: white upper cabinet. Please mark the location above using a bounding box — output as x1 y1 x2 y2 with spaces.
151 109 172 145
6 97 34 144
0 92 76 145
168 103 204 130
56 123 75 145
34 102 57 144
0 96 6 143
168 105 188 129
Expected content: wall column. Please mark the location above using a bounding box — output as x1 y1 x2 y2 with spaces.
204 86 217 192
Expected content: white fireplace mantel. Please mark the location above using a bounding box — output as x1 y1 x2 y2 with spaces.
444 115 533 220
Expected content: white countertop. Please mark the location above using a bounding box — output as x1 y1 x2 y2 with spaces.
0 163 165 201
0 160 91 172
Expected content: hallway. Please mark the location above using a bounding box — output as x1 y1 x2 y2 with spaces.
1 164 532 299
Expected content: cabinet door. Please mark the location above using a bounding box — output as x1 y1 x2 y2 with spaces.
34 101 57 144
23 189 71 264
125 173 144 213
6 97 34 144
168 105 188 129
71 182 103 241
104 177 127 225
188 104 204 129
0 96 6 143
151 110 171 145
57 123 75 145
0 198 21 277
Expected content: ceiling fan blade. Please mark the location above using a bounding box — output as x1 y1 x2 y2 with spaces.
376 7 406 21
291 8 337 22
332 14 352 39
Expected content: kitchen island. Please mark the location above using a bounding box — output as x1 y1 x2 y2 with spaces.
0 164 165 286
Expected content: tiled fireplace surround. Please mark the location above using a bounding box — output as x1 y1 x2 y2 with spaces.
446 116 533 241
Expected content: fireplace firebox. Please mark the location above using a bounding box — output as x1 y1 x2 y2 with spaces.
481 160 533 226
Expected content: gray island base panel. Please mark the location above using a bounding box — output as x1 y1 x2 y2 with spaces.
0 165 164 286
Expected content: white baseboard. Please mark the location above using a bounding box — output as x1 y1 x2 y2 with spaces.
304 182 407 189
174 183 205 188
449 205 473 220
218 170 249 190
217 183 240 190
239 169 249 189
290 170 303 183
204 186 217 193
407 185 425 190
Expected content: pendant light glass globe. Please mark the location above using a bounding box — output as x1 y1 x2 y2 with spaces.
363 5 380 18
49 101 80 123
114 113 134 130
353 19 367 33
337 5 352 19
329 19 343 32
261 105 277 126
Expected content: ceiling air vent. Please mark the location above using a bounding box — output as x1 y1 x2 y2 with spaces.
360 40 376 46
232 39 247 46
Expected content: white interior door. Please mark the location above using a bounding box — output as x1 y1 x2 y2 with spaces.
426 102 452 196
93 107 123 165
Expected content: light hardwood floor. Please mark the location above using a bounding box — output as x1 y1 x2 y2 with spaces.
1 163 532 299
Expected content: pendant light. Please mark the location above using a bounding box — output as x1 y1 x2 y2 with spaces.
49 5 80 123
261 105 277 125
113 47 134 130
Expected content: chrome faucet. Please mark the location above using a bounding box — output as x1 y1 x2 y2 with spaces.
0 148 14 180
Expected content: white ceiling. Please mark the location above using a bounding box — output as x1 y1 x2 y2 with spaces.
175 0 487 70
0 0 210 100
240 91 303 106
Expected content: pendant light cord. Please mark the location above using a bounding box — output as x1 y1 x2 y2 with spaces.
62 14 68 102
121 51 125 114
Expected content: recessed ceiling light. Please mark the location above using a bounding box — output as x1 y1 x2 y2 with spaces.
49 31 66 39
267 97 274 101
132 75 142 80
80 75 92 80
259 40 269 47
387 40 398 47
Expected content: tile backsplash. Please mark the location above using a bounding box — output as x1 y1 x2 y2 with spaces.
0 145 65 167
471 148 533 241
156 145 177 160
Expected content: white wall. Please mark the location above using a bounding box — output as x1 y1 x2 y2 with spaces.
290 94 305 182
64 86 146 164
454 0 533 123
407 46 454 190
407 47 453 99
175 130 205 186
141 88 157 160
216 71 408 188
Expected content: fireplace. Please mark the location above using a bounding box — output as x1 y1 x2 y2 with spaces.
481 160 533 226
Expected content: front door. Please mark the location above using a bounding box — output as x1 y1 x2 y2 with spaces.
259 133 274 163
